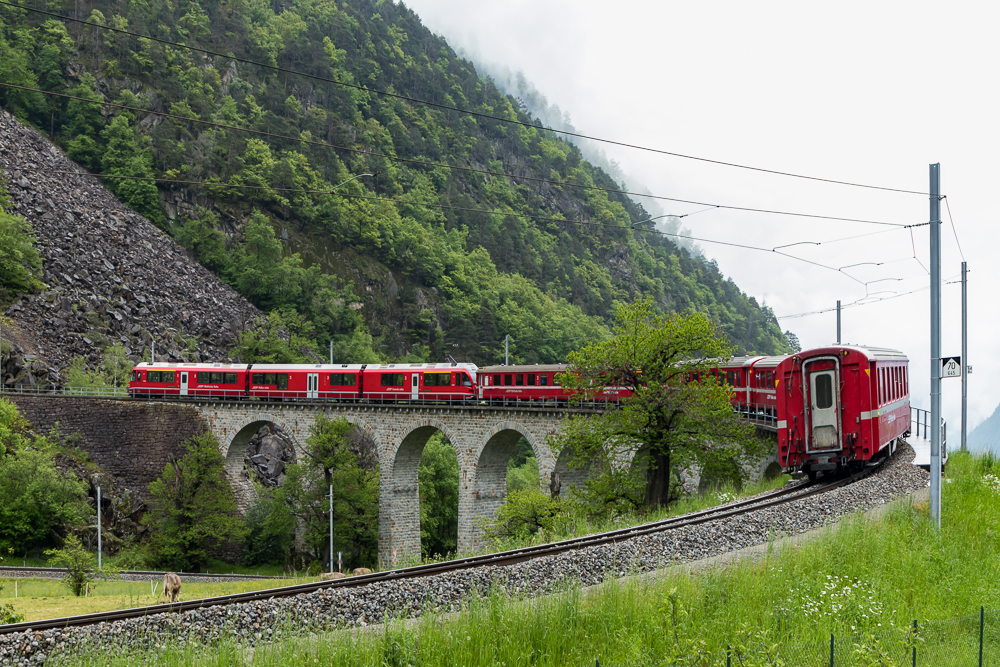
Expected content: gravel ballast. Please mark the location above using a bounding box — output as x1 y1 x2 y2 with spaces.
0 444 930 665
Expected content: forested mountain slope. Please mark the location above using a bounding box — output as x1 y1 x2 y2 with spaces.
0 0 790 365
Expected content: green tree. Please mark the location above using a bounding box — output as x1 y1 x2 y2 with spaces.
282 415 378 569
143 433 247 571
232 309 318 363
44 534 97 596
242 485 295 566
0 208 41 300
100 115 163 223
0 447 91 553
553 299 764 511
418 433 458 557
177 208 231 274
0 397 31 457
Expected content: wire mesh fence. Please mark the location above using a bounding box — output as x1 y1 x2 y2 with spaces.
583 608 1000 667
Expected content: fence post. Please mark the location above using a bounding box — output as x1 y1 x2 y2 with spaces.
913 620 917 667
830 633 834 667
980 606 985 667
726 645 731 667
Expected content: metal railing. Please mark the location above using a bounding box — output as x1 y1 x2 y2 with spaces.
0 385 614 411
911 406 947 449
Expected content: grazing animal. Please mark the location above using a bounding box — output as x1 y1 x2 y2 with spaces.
162 573 182 603
352 567 373 576
320 572 347 580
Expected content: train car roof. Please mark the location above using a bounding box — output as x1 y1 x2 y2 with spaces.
796 345 908 361
249 364 367 370
137 362 247 369
480 364 568 373
747 355 789 369
363 363 478 370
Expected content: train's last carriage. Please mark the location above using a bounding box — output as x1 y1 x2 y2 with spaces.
479 364 569 404
777 346 909 478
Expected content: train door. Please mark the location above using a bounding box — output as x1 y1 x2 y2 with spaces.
180 372 189 396
808 370 839 450
307 373 319 399
411 373 420 400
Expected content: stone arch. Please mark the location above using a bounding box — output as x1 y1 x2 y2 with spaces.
553 441 596 497
220 413 301 515
462 421 553 551
380 419 461 564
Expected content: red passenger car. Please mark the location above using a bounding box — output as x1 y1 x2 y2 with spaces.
776 345 909 477
361 363 477 402
129 362 249 398
479 364 569 404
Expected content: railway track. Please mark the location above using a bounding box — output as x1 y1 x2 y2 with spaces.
0 456 888 636
0 567 286 582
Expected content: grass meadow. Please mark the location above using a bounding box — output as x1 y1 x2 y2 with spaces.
28 452 1000 665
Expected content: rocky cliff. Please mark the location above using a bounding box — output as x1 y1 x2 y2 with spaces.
0 110 261 384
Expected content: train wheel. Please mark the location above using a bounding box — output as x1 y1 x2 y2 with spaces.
807 469 818 482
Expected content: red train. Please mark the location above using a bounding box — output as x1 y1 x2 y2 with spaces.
128 343 910 476
129 362 477 401
775 345 910 478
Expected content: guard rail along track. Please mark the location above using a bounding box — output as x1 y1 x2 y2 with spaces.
0 455 888 635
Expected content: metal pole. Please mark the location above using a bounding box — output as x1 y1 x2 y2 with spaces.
913 619 918 667
962 261 968 452
836 300 841 344
96 486 102 569
328 485 333 574
329 341 333 365
505 335 509 366
929 163 942 530
151 341 155 363
829 633 834 667
980 606 984 667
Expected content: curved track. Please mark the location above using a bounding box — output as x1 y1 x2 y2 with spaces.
0 457 887 635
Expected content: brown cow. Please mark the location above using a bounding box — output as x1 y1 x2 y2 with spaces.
162 573 182 603
352 567 373 576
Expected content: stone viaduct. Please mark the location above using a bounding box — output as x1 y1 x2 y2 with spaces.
191 401 594 563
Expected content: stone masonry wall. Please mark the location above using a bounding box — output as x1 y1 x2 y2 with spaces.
9 396 210 498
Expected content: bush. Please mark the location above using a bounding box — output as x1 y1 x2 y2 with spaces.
45 534 96 596
0 209 42 301
481 488 563 541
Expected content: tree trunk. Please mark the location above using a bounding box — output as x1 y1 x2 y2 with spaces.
644 448 672 508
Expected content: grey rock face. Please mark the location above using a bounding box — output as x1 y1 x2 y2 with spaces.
0 110 262 380
244 425 295 486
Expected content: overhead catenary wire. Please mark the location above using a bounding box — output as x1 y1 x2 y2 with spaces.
943 197 966 262
777 272 963 319
0 81 913 229
0 0 935 198
9 161 932 289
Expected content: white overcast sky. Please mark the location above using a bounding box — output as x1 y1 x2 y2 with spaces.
403 0 995 441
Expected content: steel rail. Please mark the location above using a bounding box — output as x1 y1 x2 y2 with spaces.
0 457 887 635
0 567 287 581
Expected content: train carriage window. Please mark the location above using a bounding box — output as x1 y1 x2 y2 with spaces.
504 374 513 386
380 373 405 387
815 374 834 409
766 371 773 389
540 374 548 386
424 373 451 387
277 374 288 391
461 374 472 387
224 373 237 385
527 374 536 386
148 371 176 383
330 373 355 386
516 374 524 386
492 374 500 386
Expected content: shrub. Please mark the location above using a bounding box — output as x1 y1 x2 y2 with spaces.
44 534 96 596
